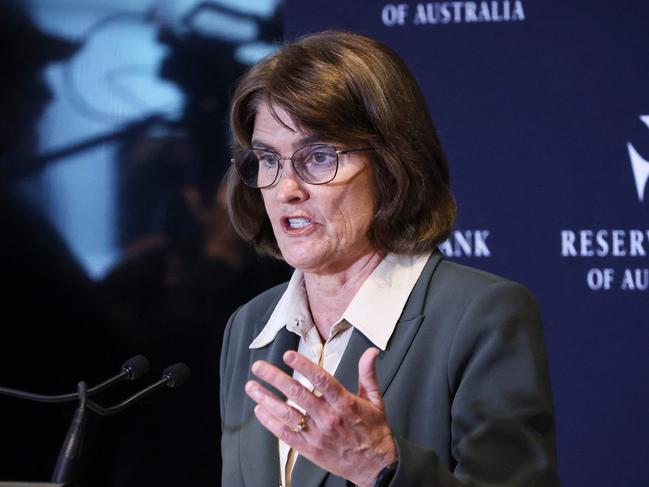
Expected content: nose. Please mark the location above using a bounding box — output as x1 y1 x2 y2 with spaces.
273 160 308 203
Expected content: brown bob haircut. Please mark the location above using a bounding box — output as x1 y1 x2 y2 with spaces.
226 30 456 258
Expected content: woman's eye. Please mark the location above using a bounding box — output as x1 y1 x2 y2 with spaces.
307 151 336 165
313 152 329 163
258 153 278 167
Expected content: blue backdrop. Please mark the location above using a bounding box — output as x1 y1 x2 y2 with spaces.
285 2 649 486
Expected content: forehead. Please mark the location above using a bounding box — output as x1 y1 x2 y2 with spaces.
251 102 326 150
252 103 297 139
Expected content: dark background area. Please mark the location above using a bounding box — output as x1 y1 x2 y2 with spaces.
1 1 288 485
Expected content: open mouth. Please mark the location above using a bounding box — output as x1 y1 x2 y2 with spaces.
281 216 315 233
287 217 312 229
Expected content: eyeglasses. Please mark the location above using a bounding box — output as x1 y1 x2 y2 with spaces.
231 143 374 189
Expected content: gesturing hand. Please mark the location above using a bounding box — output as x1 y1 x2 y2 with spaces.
245 347 398 487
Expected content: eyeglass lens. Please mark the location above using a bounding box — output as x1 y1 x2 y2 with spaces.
236 144 339 188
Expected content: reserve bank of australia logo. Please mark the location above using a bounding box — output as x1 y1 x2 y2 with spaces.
627 115 649 203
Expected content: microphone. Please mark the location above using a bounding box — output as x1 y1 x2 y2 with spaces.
87 363 191 416
86 354 150 395
0 356 186 486
0 355 150 403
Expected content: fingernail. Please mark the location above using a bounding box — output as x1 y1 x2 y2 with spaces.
246 382 259 398
283 351 295 364
251 361 262 374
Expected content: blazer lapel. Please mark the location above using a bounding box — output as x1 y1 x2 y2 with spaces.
291 252 443 486
240 325 299 487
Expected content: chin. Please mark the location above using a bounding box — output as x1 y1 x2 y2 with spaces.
279 244 327 272
282 253 321 272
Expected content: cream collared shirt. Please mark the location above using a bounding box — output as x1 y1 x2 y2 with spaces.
249 251 432 487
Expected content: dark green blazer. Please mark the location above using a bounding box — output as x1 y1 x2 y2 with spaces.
220 252 560 486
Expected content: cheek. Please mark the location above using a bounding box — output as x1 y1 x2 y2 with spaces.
327 189 375 240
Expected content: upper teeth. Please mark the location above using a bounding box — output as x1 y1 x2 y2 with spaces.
288 218 311 229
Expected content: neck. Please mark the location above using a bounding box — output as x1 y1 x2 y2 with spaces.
303 250 383 340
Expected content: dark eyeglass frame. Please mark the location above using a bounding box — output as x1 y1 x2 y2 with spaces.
231 143 374 189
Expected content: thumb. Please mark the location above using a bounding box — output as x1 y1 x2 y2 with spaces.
357 347 383 407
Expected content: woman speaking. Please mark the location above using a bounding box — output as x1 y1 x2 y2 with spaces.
220 31 559 487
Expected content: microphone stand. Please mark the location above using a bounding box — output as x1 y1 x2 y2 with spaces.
0 357 188 485
51 381 88 484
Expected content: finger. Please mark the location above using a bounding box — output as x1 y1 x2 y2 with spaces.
245 380 305 428
254 404 309 452
357 347 383 407
251 360 324 415
283 351 348 409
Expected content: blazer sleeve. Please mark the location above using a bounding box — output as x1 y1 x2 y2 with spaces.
220 305 240 432
389 281 560 487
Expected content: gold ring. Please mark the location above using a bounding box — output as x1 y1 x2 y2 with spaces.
291 415 308 433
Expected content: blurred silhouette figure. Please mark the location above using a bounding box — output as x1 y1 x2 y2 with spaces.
0 1 126 483
93 5 289 487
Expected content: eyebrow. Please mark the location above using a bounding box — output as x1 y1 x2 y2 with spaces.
250 135 327 151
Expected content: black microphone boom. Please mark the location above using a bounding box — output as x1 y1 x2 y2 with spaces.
87 363 191 416
85 355 150 396
0 355 150 403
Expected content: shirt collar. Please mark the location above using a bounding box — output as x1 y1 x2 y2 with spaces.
344 252 430 349
249 251 432 350
249 270 312 349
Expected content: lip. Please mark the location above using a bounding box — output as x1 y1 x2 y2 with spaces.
280 215 318 236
